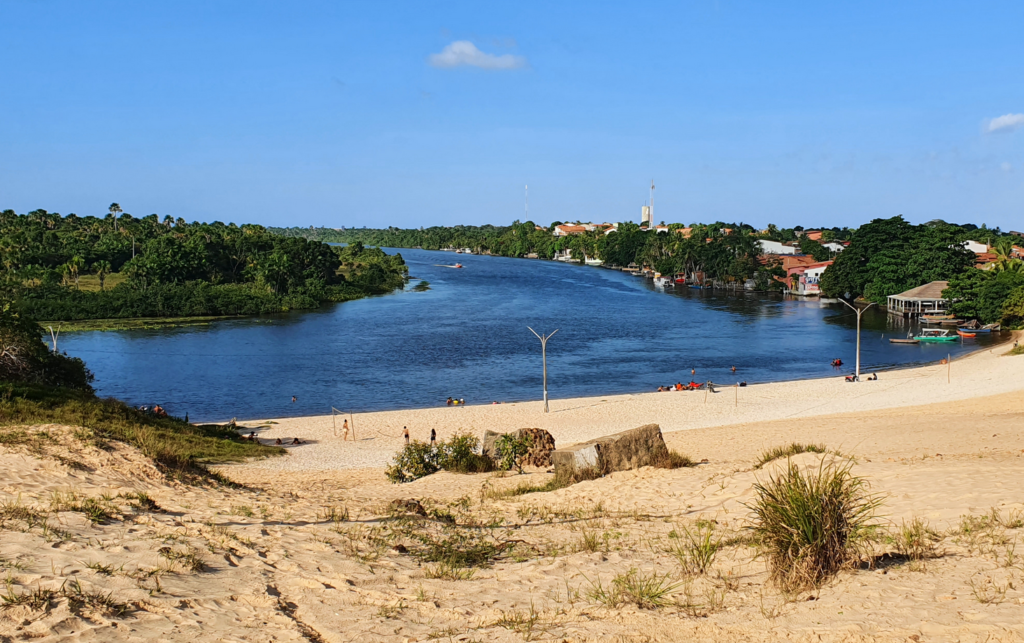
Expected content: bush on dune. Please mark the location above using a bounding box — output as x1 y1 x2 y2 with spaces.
386 433 493 483
748 458 880 592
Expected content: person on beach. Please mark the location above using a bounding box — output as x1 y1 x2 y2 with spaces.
342 418 349 441
403 426 409 445
430 428 436 445
446 397 453 406
247 431 257 441
460 398 465 405
275 438 283 445
292 437 302 445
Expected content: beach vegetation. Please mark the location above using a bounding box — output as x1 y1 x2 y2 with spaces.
493 433 532 473
585 568 682 609
0 382 283 481
748 458 881 592
667 521 721 575
385 433 493 483
754 443 830 469
886 518 942 564
653 450 697 469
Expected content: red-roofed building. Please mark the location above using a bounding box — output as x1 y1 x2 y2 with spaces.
787 260 833 295
553 224 588 237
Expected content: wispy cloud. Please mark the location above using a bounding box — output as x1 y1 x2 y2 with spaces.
986 113 1024 133
428 41 526 70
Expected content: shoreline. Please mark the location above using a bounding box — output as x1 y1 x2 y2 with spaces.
228 333 1023 472
204 333 1014 424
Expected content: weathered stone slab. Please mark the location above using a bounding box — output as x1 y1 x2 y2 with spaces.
551 424 669 479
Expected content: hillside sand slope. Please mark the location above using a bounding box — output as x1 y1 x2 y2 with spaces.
2 370 1024 640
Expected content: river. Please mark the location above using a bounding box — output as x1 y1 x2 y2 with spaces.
59 249 1000 421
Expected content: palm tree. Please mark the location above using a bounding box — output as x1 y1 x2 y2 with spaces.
109 203 122 232
68 255 85 288
92 260 112 291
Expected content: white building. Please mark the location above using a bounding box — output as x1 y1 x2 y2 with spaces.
758 240 799 255
641 206 652 226
823 242 845 253
962 240 989 254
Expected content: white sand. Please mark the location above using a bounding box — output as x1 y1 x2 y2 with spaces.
240 339 1024 471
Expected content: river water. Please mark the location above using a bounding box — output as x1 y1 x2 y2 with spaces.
60 249 999 421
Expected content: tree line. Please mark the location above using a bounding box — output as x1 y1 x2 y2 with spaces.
276 216 1023 328
1 208 408 322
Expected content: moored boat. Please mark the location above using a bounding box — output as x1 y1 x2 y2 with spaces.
914 328 958 342
890 338 920 344
956 329 976 338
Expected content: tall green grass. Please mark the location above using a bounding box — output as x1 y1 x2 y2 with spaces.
0 382 283 481
749 458 880 592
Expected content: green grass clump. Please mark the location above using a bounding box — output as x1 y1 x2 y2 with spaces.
668 521 721 575
1008 344 1024 356
755 443 830 469
0 382 284 481
749 459 880 592
888 518 941 562
586 568 682 609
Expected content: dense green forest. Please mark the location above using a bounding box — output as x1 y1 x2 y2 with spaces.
0 208 408 322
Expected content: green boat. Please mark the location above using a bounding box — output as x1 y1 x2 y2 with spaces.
914 328 958 342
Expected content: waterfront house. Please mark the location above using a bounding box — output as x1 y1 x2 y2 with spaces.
786 261 833 295
962 240 989 254
886 281 950 317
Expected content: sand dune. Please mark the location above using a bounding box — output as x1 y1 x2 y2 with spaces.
1 342 1023 641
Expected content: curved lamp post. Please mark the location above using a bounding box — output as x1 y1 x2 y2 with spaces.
528 327 559 412
839 295 875 381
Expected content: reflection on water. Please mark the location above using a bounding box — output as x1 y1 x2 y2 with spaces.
60 249 1001 421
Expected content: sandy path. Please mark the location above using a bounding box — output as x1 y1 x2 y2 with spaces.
234 338 1024 472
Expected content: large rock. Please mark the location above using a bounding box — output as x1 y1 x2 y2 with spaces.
551 424 669 479
482 428 557 468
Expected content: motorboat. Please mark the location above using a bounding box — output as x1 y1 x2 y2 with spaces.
956 329 976 338
889 338 920 344
914 328 958 342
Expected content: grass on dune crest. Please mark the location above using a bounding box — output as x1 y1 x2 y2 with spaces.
0 382 284 482
755 443 841 469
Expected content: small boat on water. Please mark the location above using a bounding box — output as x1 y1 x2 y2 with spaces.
915 328 958 342
921 314 955 320
956 329 976 338
674 273 687 284
890 338 920 344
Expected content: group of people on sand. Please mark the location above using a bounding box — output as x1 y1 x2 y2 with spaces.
445 397 466 406
658 381 704 392
243 431 303 445
398 426 431 447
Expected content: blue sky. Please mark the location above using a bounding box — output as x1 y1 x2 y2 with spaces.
2 1 1022 230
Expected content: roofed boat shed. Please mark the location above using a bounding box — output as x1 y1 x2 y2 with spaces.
886 281 950 317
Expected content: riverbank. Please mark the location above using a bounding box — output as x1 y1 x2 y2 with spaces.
229 334 1023 472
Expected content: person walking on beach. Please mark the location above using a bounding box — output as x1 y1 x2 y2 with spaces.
403 426 409 446
342 418 349 441
430 428 436 446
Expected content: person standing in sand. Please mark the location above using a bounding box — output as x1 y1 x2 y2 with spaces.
342 418 349 441
430 428 436 445
403 426 409 446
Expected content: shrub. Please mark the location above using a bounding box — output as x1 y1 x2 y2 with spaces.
494 433 532 473
385 433 493 483
748 458 880 592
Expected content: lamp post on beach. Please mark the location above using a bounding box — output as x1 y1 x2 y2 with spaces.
528 327 559 413
839 296 875 381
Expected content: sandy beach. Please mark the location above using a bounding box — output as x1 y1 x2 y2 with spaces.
1 337 1023 642
238 338 1024 472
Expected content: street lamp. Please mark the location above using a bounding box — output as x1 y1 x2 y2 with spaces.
528 327 559 412
838 295 875 381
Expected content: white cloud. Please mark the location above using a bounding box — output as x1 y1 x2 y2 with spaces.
986 113 1024 133
428 41 526 70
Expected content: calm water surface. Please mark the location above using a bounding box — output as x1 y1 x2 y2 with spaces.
60 249 1000 421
